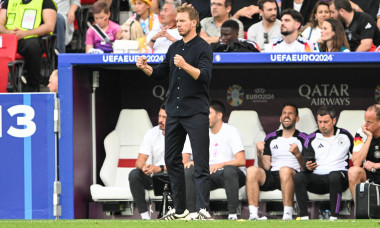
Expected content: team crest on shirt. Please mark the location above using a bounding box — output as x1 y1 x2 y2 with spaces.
338 137 345 146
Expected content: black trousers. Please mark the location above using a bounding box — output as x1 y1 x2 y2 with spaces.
128 169 153 213
17 37 44 88
165 113 210 214
294 171 348 217
185 165 246 213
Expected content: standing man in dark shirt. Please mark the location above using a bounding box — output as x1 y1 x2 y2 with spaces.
330 0 380 51
136 5 213 220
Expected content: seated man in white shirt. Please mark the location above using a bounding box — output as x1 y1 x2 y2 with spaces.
294 106 353 220
246 103 307 220
184 100 246 220
271 8 313 52
129 104 190 219
146 1 182 53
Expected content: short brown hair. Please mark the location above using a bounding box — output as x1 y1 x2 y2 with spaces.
92 1 110 14
176 5 200 28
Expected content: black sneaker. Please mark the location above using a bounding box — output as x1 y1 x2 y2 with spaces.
196 208 214 220
160 208 190 220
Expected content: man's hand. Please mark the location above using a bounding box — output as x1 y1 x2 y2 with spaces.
256 141 265 156
362 125 373 138
363 160 376 171
142 164 159 176
13 28 29 40
234 5 259 19
181 2 193 7
306 161 318 171
136 56 148 69
289 143 300 157
184 161 194 169
210 163 224 174
174 54 186 68
68 10 76 24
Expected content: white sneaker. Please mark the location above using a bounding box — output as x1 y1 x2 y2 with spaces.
196 208 214 220
160 208 190 220
329 216 338 221
249 216 268 220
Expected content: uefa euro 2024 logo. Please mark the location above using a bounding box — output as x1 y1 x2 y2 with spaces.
227 85 244 107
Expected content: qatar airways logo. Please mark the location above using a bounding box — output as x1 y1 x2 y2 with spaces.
298 84 350 106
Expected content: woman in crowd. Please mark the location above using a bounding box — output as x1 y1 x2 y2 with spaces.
301 1 330 44
128 0 160 37
120 19 152 53
85 1 122 53
317 18 350 52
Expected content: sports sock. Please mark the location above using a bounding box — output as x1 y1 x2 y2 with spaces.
141 211 150 220
249 205 259 218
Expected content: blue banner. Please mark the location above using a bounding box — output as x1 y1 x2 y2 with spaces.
0 93 55 219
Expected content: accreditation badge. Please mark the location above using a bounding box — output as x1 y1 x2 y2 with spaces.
21 9 37 30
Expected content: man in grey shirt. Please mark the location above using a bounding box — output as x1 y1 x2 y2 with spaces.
200 0 244 43
55 0 81 53
247 0 281 52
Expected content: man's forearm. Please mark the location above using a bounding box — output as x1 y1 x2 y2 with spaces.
141 65 153 76
182 62 200 80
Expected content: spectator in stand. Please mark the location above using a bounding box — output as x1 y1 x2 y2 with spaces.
200 0 244 44
211 19 260 52
271 8 313 52
120 19 152 53
317 18 350 52
55 0 80 53
129 0 160 37
182 0 211 21
120 19 145 40
281 0 318 25
348 104 380 201
85 1 122 53
0 0 57 92
146 1 182 53
151 0 165 14
301 1 330 44
330 0 380 52
350 0 380 21
247 0 282 52
231 0 262 32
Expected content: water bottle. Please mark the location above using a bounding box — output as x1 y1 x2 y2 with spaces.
324 209 330 219
318 210 324 220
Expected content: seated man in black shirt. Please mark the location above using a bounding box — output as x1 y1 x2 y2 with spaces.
348 104 380 202
330 0 380 51
211 19 260 52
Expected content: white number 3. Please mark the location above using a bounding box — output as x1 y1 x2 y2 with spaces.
7 105 37 138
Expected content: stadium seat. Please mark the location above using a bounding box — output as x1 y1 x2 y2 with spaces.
208 110 266 212
336 110 365 137
279 107 318 134
90 109 152 213
0 34 24 92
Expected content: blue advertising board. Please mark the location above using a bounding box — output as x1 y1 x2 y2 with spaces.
0 93 55 219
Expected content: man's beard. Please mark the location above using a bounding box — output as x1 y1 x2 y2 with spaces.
281 30 292 36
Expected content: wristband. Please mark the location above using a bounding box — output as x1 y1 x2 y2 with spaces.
151 39 156 43
160 165 164 172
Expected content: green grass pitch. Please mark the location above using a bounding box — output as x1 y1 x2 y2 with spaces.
0 219 379 228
